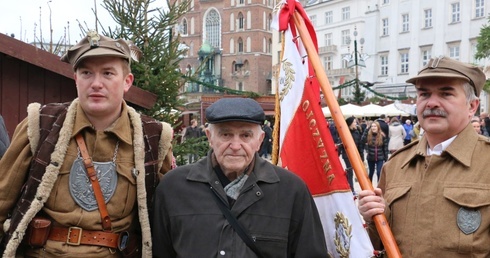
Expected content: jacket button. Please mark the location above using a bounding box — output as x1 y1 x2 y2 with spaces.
219 250 226 255
215 181 220 185
256 191 262 197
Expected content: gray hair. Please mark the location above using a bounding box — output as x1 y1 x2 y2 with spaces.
463 82 479 104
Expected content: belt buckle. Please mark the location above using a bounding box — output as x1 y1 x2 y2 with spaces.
66 227 83 246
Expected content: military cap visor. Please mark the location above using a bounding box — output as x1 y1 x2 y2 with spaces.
206 98 265 125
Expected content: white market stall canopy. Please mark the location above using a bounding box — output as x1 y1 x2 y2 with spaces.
322 103 364 117
382 103 413 116
362 103 383 117
322 103 413 118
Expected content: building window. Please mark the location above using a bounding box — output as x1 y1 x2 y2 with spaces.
325 33 332 46
239 0 244 4
380 56 388 76
383 0 389 4
476 0 485 18
382 18 389 36
238 12 244 30
267 14 272 31
451 2 460 23
449 45 460 60
324 56 333 70
400 53 409 74
424 9 432 28
238 38 244 53
181 19 188 35
205 9 221 48
402 14 410 32
421 49 431 66
310 15 317 26
341 29 350 45
238 82 244 91
342 7 350 21
325 11 333 24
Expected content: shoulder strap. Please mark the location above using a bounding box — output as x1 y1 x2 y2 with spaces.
75 133 112 231
209 187 264 258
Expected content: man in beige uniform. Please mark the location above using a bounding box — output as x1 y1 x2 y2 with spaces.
0 31 173 257
358 56 490 257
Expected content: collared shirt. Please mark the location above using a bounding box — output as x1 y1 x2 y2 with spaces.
427 135 457 155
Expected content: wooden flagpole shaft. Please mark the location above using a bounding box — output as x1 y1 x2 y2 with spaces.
292 11 402 258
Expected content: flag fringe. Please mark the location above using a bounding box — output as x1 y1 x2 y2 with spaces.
271 31 286 165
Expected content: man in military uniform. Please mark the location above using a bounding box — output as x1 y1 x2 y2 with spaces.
358 56 490 257
0 31 173 257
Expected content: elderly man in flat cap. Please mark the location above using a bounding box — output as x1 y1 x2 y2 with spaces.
152 98 328 258
358 56 490 257
0 31 174 257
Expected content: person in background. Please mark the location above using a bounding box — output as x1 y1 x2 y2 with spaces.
0 114 9 159
358 56 490 257
339 116 364 194
259 120 272 159
361 121 389 183
388 117 406 154
376 114 390 141
480 112 489 136
359 119 367 134
152 98 328 258
479 112 488 121
471 116 483 135
402 119 413 145
184 119 201 163
411 121 423 141
481 117 490 137
0 31 174 257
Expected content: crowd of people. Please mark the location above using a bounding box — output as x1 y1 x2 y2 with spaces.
0 31 489 258
334 113 420 188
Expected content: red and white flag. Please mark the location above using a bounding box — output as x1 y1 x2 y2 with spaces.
273 1 374 257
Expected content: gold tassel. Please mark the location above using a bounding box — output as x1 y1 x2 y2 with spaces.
271 32 286 165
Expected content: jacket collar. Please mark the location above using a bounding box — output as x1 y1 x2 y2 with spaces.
71 101 133 146
399 123 479 168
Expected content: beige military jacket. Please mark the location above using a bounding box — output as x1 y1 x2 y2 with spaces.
0 100 173 257
368 123 490 257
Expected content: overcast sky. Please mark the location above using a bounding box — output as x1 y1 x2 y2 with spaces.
1 0 165 45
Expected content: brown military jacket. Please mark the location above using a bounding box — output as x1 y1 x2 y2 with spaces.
0 100 173 257
368 123 490 257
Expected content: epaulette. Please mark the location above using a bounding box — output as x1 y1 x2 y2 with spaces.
388 139 419 159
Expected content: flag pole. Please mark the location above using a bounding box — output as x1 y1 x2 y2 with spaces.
292 11 402 258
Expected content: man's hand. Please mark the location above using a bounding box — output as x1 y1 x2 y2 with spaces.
358 188 385 223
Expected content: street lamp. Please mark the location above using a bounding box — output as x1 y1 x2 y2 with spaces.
344 27 368 104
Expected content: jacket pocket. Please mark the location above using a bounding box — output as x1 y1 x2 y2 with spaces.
383 185 411 243
443 186 490 208
438 185 490 253
251 233 288 258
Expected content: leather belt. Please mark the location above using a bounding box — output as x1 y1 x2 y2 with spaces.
48 226 119 249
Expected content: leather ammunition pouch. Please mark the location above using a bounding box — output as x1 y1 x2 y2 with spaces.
23 217 52 248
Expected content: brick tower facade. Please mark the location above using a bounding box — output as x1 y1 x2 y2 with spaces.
175 0 274 95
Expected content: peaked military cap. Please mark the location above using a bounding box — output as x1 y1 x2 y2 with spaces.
61 30 132 70
206 98 265 125
406 56 486 96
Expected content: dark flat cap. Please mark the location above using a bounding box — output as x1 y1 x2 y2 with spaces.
61 30 131 70
406 56 486 96
206 98 265 124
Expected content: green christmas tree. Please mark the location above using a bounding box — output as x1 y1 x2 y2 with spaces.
98 0 209 165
